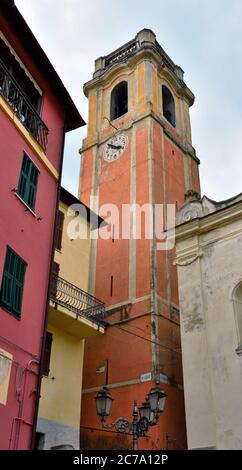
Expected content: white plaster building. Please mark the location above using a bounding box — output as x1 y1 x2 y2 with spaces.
175 191 242 450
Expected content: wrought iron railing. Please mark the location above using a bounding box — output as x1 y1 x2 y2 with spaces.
50 274 105 327
0 59 49 151
103 37 176 74
105 39 139 67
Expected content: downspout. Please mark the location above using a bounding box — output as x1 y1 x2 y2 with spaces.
30 124 67 450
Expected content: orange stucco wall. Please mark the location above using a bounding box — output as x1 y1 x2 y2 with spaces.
79 52 199 450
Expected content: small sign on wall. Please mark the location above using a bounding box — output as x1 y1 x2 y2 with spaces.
140 372 152 383
0 349 12 405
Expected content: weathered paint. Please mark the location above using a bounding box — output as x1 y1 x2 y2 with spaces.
88 92 97 137
176 196 242 449
0 13 67 450
79 31 200 449
54 201 91 291
37 197 104 450
0 349 13 405
39 324 84 429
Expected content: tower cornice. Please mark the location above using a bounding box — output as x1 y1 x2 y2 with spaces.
79 107 200 164
83 29 194 106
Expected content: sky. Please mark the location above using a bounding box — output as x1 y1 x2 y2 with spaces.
15 0 242 201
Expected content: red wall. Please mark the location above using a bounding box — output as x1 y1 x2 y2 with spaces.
0 14 65 170
0 16 65 449
80 113 198 449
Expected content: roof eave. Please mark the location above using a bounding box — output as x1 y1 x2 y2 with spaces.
1 0 85 131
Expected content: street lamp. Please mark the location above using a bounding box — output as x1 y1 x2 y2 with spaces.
95 382 167 450
147 382 167 413
95 386 113 419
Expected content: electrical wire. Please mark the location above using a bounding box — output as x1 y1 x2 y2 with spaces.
112 323 181 355
0 333 40 360
102 317 181 356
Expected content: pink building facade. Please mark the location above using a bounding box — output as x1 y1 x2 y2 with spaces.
0 1 84 449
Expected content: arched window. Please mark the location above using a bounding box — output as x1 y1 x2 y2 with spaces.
110 81 128 121
162 85 176 127
233 283 242 351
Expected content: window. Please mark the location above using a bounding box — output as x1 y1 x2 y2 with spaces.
110 81 128 121
233 283 242 352
55 211 64 251
0 37 42 112
0 247 27 317
51 262 60 298
42 331 53 377
17 153 39 211
162 85 176 127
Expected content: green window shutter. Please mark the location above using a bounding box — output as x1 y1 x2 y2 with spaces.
0 247 27 318
1 249 15 308
27 164 39 210
17 152 39 211
12 255 27 316
18 153 30 201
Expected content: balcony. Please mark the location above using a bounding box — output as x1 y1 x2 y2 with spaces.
0 59 49 151
49 275 105 335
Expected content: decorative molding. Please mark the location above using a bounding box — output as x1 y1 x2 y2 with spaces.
177 194 242 229
82 372 183 395
174 249 203 267
80 108 199 164
176 201 242 242
85 35 194 106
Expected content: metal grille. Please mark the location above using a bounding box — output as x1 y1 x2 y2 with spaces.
0 59 49 151
105 40 139 67
50 274 105 326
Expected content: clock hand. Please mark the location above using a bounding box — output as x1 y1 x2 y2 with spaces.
107 144 123 150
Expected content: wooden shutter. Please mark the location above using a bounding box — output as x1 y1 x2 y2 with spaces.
17 153 39 211
18 153 30 201
27 164 39 210
42 331 53 377
0 247 27 317
12 255 27 315
55 211 64 251
52 262 60 277
0 248 15 309
51 262 60 298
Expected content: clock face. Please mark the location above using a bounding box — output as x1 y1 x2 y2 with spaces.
104 134 128 162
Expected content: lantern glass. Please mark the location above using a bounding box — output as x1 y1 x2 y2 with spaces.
149 409 155 422
139 401 151 421
95 395 105 416
148 389 159 412
105 395 113 416
158 393 167 413
95 387 113 417
148 383 167 413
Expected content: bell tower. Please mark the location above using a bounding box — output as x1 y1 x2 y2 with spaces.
79 29 200 450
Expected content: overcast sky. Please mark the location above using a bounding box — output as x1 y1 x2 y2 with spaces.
15 0 242 201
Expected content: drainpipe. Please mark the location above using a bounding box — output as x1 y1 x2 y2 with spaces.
30 125 67 450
